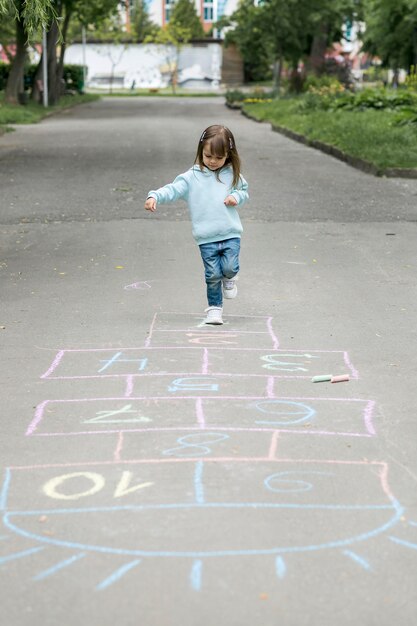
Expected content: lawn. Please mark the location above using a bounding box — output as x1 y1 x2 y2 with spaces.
0 92 99 130
243 97 417 171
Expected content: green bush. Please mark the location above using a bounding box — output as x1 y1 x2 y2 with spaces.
334 88 417 111
0 62 9 91
0 63 86 93
303 75 344 92
226 88 274 105
225 89 246 104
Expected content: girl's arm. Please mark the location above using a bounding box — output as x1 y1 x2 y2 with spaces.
145 173 189 210
228 175 249 206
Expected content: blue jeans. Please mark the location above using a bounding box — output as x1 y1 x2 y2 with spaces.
199 238 240 307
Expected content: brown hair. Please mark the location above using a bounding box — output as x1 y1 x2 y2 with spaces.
194 125 242 188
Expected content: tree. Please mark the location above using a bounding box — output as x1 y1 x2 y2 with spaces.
130 0 159 42
0 8 18 62
170 0 204 39
362 0 417 73
30 0 120 105
0 0 54 37
146 20 193 92
0 0 55 103
224 0 362 89
218 3 273 82
145 0 203 93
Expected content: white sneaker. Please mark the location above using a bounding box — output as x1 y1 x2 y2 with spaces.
204 306 223 325
223 275 238 299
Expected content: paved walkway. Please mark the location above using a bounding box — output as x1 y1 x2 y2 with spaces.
1 97 416 626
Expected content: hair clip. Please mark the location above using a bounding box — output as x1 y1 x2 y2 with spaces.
229 138 233 150
200 130 206 143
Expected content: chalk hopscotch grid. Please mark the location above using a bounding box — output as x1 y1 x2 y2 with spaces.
5 311 412 591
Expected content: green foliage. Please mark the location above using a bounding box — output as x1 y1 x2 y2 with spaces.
130 0 159 42
303 75 345 91
242 96 417 169
170 0 204 39
0 62 10 90
0 91 99 127
406 65 417 91
297 79 346 111
226 88 275 104
333 88 417 110
362 0 417 71
225 0 361 85
0 62 85 93
0 0 56 38
220 0 272 82
225 89 247 103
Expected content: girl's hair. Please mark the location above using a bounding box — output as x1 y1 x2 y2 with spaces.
194 125 242 188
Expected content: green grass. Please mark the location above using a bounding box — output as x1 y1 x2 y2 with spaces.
88 88 222 97
0 93 100 130
243 97 417 170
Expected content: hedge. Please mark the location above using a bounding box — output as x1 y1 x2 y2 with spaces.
0 63 85 93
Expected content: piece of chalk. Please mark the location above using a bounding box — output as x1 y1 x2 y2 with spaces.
312 375 332 383
331 374 350 383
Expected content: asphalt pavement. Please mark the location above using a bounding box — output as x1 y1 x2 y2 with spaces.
1 96 417 626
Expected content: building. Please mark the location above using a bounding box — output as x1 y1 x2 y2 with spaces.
120 0 240 36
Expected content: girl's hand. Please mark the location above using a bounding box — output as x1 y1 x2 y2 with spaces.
145 197 157 212
224 195 237 206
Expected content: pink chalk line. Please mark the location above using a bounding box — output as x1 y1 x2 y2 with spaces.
343 351 359 379
40 350 65 378
9 459 387 471
195 398 206 429
154 312 280 319
155 330 270 335
29 428 374 438
202 348 209 375
266 377 275 398
41 372 350 381
268 431 280 459
266 317 279 349
114 432 124 462
124 375 134 398
144 312 158 348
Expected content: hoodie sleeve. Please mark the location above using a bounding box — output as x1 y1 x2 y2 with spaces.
230 174 249 206
147 172 189 204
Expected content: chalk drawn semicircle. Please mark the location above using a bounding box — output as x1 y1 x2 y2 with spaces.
3 500 403 558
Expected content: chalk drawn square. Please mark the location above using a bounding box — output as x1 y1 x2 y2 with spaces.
27 398 203 436
130 374 272 398
41 348 206 380
2 463 197 512
147 329 276 350
276 431 381 462
202 461 392 507
148 312 279 335
202 398 375 437
119 429 274 461
206 349 358 379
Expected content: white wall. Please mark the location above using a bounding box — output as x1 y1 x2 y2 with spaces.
65 42 223 90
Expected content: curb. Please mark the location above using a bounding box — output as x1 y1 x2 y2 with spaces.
230 104 417 179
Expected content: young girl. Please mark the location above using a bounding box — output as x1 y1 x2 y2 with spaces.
144 124 249 325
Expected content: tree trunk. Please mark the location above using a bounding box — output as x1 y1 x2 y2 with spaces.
46 20 60 105
4 1 27 105
272 55 283 94
31 20 60 104
308 23 329 76
56 11 72 97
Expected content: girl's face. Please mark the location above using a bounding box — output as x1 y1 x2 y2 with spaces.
202 141 227 171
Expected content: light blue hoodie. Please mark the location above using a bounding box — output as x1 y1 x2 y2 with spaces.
147 165 249 245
